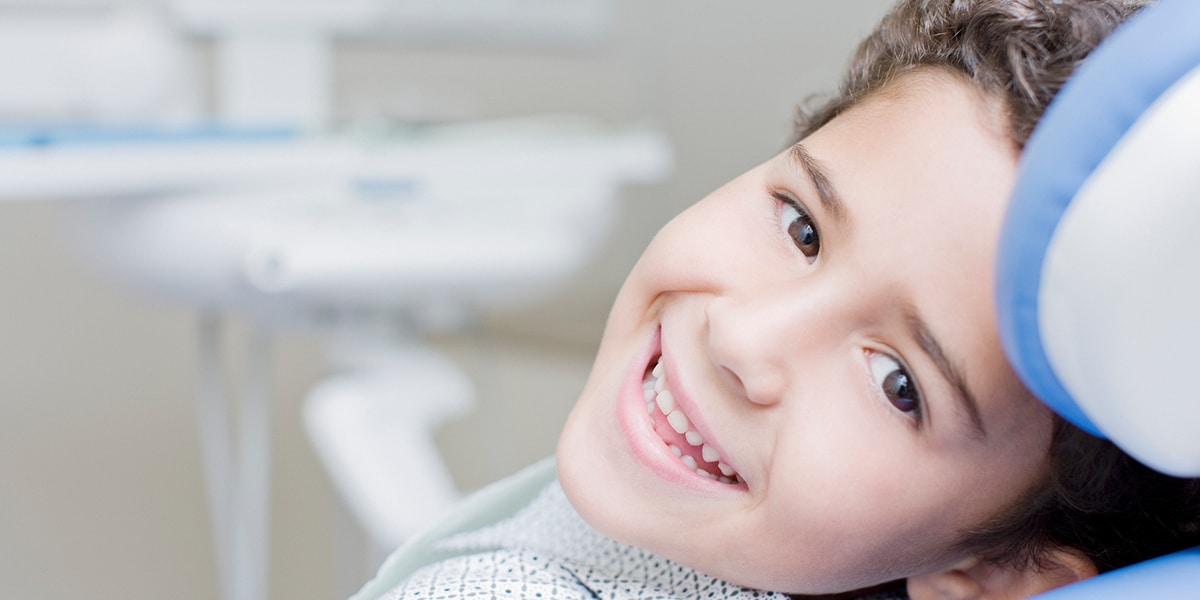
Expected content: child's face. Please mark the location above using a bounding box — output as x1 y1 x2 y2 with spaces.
557 72 1056 594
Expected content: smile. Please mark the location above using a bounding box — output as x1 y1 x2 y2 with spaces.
643 355 741 484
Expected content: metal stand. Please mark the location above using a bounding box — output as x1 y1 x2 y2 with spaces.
195 313 273 600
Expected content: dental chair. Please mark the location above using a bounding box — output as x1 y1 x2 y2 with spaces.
995 0 1200 596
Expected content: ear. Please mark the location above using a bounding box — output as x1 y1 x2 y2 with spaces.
907 549 1097 600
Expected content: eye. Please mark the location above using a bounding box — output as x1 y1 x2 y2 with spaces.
869 352 922 417
774 193 820 262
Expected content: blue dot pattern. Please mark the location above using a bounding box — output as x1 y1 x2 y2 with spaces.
382 482 906 600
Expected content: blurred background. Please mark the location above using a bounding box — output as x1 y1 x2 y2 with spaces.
0 1 892 599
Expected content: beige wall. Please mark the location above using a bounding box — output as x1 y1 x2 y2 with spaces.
0 2 893 599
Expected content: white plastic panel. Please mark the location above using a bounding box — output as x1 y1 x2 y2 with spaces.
170 0 613 48
0 6 198 124
1039 66 1200 476
169 0 380 32
374 0 612 47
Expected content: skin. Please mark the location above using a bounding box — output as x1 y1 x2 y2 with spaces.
556 71 1056 595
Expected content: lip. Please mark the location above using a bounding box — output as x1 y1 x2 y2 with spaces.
616 325 745 491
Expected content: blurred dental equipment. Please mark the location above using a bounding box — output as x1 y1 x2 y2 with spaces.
0 2 668 600
0 0 612 130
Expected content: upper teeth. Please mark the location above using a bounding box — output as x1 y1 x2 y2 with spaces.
644 356 739 484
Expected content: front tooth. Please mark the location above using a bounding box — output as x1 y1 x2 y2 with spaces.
655 390 676 414
681 455 698 469
666 410 690 434
685 431 703 446
718 462 736 477
701 444 720 462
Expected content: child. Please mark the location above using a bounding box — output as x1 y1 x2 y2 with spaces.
361 1 1200 598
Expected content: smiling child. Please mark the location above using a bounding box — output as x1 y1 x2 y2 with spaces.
364 1 1200 599
559 64 1048 592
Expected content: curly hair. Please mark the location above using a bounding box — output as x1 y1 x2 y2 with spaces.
794 0 1200 577
793 0 1145 149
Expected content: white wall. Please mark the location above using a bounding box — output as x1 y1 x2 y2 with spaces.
0 2 893 599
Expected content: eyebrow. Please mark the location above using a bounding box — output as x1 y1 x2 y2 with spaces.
788 143 849 227
902 303 988 439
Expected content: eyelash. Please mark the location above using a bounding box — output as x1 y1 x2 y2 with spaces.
867 351 925 426
771 191 821 263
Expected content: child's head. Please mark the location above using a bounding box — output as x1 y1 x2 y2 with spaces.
558 0 1199 597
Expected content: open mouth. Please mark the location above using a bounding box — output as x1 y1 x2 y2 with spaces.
643 355 741 485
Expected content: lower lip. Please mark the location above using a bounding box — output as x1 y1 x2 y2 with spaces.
615 328 734 491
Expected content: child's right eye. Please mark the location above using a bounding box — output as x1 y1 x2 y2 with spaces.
774 192 821 262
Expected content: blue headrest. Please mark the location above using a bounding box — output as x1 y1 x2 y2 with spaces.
996 0 1200 477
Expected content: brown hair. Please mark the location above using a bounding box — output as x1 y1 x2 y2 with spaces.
960 419 1200 573
793 0 1144 149
795 0 1200 576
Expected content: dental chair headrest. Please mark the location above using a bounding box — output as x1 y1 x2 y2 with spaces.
996 0 1200 477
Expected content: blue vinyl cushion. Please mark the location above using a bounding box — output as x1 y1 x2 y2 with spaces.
995 0 1200 436
1033 547 1200 599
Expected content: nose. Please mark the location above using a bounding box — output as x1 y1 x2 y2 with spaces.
704 279 859 406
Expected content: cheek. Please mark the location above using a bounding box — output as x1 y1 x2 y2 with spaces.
973 411 1054 507
636 202 728 281
624 189 777 300
756 407 951 575
762 408 1037 586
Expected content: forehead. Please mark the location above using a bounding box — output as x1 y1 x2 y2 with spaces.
802 70 1018 275
808 70 1015 167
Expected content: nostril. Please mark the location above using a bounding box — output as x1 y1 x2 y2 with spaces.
718 365 746 398
705 295 788 406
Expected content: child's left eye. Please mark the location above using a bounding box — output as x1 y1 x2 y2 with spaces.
869 352 923 418
774 193 820 263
